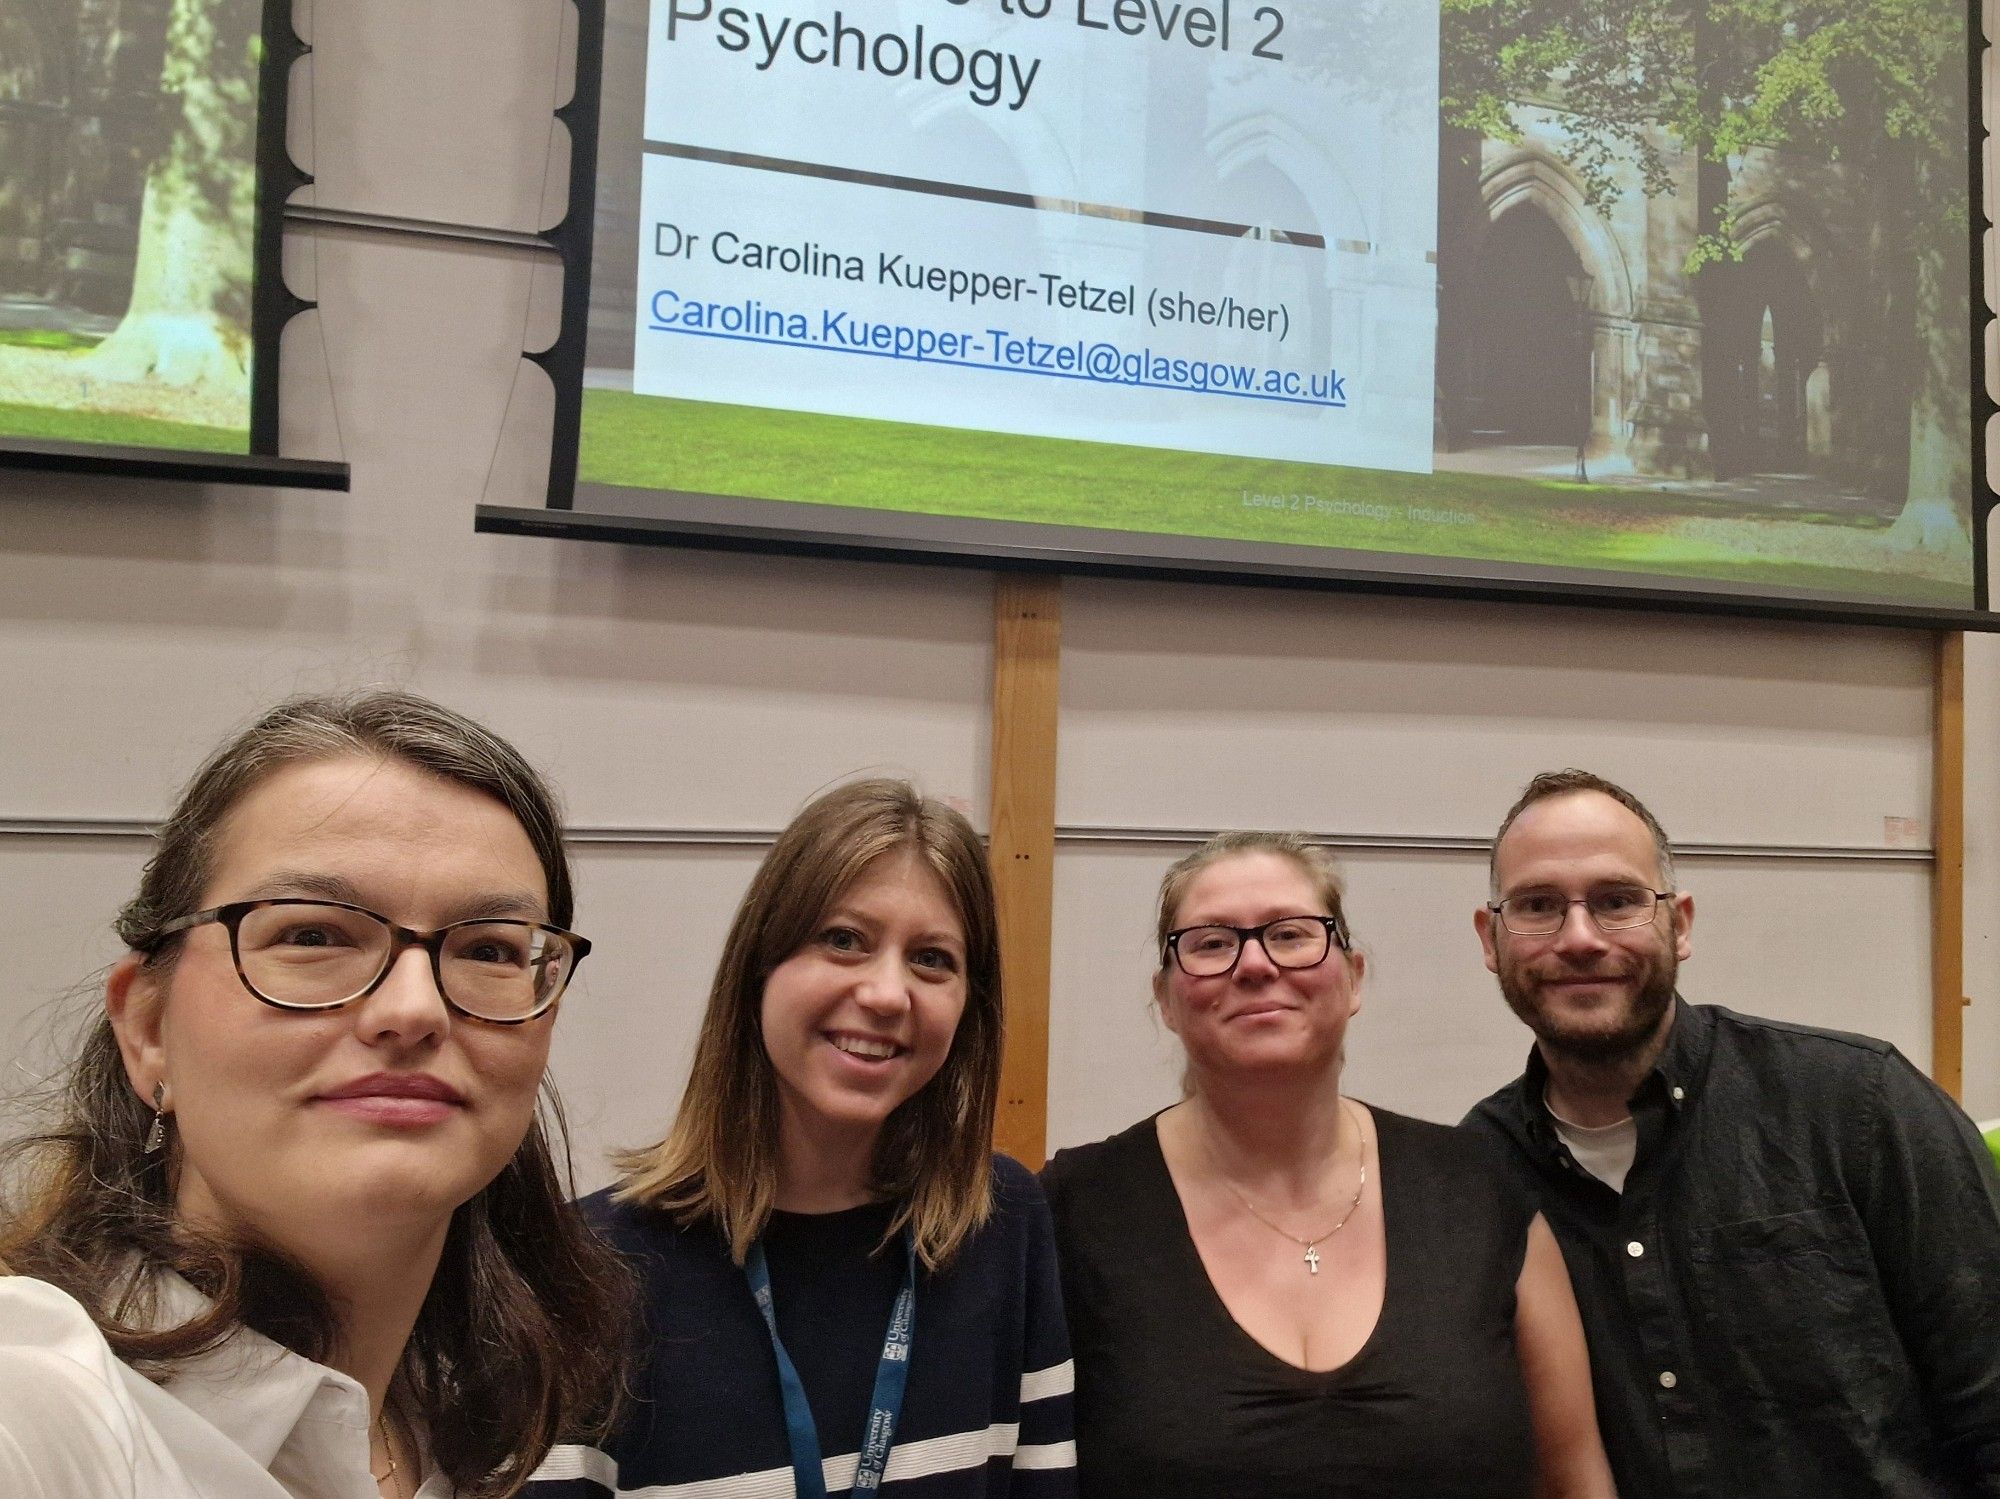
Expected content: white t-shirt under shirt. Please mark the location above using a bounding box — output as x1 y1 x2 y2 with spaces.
1544 1097 1639 1194
0 1273 452 1499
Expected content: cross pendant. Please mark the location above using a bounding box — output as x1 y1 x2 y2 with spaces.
1304 1244 1321 1275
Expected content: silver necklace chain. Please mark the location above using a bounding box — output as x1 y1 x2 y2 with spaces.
1207 1100 1368 1275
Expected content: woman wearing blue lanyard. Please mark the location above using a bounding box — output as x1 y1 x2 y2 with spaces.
527 779 1077 1498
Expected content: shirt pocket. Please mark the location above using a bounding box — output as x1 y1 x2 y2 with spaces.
1686 1203 1905 1413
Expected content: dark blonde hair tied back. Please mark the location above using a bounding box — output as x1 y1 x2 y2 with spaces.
1154 829 1352 961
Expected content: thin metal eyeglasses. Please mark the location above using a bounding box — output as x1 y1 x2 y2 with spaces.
147 898 590 1024
1487 886 1674 937
1162 914 1350 978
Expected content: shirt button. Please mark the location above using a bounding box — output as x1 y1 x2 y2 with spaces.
1671 1086 1685 1101
1626 1240 1645 1258
1659 1370 1678 1389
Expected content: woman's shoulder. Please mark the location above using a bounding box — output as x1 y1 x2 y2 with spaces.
577 1186 737 1280
0 1274 394 1497
988 1150 1043 1203
969 1153 1055 1243
1038 1117 1178 1250
0 1275 129 1381
0 1277 161 1493
1039 1114 1162 1197
1364 1102 1461 1147
1367 1103 1515 1169
1363 1104 1535 1228
579 1182 681 1237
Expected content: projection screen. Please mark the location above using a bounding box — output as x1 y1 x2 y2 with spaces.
501 0 1994 628
0 0 334 486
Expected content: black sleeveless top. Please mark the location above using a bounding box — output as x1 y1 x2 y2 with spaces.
1041 1107 1536 1498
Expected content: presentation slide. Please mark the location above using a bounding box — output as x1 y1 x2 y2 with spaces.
0 0 262 456
568 0 1981 614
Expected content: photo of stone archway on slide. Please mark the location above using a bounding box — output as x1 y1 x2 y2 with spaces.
0 0 260 454
1432 0 1975 605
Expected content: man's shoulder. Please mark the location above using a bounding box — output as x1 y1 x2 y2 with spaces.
1456 1081 1554 1205
1460 1072 1534 1139
1699 1002 1899 1077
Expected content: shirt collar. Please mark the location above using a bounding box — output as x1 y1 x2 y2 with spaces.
1648 992 1715 1107
1517 993 1712 1150
146 1272 374 1476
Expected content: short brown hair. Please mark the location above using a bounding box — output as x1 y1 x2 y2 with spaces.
1155 830 1352 961
1489 768 1676 896
615 779 1002 1271
0 690 629 1498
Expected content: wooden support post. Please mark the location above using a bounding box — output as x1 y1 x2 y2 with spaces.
1933 630 1967 1102
990 572 1062 1167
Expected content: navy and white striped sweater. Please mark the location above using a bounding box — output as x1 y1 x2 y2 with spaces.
528 1155 1078 1497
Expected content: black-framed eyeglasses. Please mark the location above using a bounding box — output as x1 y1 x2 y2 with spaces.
1487 885 1674 937
1163 914 1350 978
148 898 590 1024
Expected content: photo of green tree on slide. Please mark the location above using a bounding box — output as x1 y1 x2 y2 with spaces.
1432 0 1976 603
0 0 261 453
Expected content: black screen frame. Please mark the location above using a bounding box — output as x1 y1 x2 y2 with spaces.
510 0 1992 633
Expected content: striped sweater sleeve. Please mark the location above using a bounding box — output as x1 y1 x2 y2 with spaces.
1007 1158 1079 1496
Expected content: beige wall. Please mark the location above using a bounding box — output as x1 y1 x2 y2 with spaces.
1 1 1992 1193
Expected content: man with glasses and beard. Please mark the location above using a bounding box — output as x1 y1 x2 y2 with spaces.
1461 769 2000 1499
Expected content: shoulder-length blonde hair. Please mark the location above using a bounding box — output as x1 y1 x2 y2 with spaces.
616 779 1002 1270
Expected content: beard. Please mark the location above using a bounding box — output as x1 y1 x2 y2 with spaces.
1496 946 1677 1064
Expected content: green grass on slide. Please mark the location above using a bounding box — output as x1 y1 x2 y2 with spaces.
0 329 103 352
0 400 247 454
578 391 1970 607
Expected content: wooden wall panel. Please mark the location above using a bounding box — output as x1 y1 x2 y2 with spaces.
989 574 1062 1166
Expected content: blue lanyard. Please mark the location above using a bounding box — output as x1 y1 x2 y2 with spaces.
744 1227 917 1498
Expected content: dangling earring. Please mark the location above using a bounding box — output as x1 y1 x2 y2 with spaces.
144 1083 169 1154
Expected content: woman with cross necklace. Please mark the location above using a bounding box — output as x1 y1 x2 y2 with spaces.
1043 831 1615 1498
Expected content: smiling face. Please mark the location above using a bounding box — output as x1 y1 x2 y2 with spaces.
759 848 969 1163
108 754 556 1266
1476 789 1693 1063
1155 850 1364 1084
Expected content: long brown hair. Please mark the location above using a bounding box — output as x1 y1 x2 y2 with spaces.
0 691 631 1499
615 778 1002 1271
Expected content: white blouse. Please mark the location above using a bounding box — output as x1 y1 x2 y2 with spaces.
0 1275 453 1499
